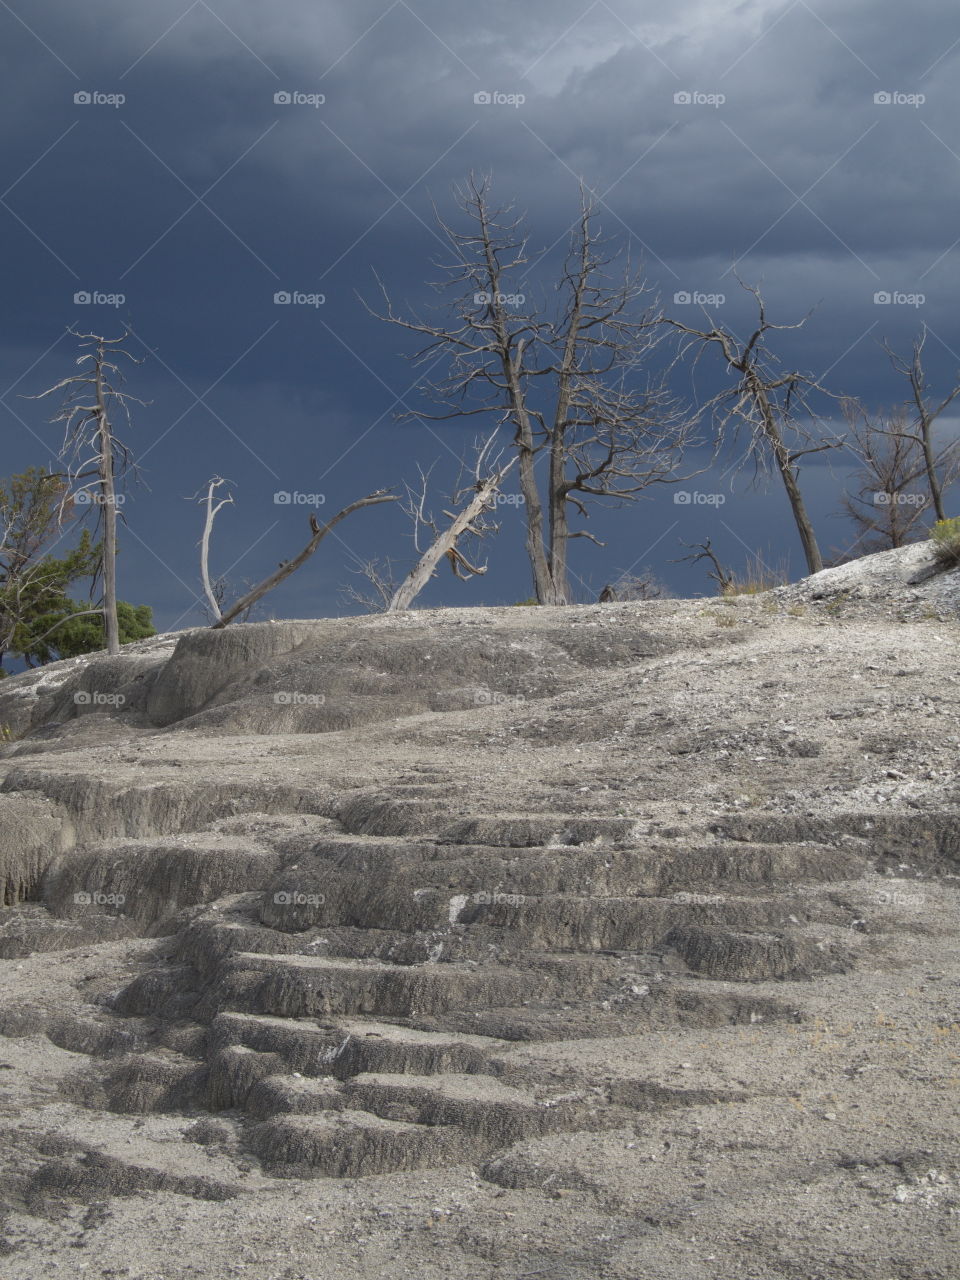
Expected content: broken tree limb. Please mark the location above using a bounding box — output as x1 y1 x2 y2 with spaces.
387 456 517 612
212 489 398 629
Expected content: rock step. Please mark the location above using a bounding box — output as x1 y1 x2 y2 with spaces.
0 904 133 957
176 893 875 979
41 837 284 932
246 1073 344 1118
65 1051 207 1114
300 834 866 894
336 798 643 845
436 816 641 848
209 1011 504 1078
665 924 854 981
405 980 804 1042
713 812 960 865
1 767 333 842
235 910 853 982
341 1071 610 1144
246 1109 476 1177
199 952 546 1020
259 876 854 941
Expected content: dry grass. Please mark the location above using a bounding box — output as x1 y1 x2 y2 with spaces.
931 516 960 566
720 552 791 597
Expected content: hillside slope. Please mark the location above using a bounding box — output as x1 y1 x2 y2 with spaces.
0 544 958 1279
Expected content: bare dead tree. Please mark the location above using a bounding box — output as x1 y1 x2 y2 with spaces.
207 489 398 629
839 400 934 552
194 476 235 623
365 175 701 605
597 568 669 602
665 279 843 575
387 432 517 612
880 326 960 521
27 329 145 655
672 538 735 594
341 558 405 614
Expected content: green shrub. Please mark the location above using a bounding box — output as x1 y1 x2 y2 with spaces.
931 517 960 566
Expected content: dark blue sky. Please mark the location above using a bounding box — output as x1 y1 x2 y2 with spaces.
2 0 958 628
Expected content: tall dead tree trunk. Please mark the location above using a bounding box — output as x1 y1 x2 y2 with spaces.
28 328 144 655
838 399 934 553
93 352 120 654
365 175 699 605
745 367 824 575
880 327 960 523
666 280 841 577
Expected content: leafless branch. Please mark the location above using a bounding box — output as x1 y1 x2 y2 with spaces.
212 490 398 629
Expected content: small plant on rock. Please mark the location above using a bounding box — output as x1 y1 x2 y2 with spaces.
930 517 960 566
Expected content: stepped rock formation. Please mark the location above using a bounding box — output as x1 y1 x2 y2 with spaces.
0 544 958 1278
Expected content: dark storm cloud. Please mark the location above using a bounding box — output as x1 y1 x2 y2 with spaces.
2 1 958 621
